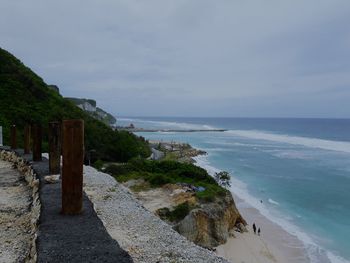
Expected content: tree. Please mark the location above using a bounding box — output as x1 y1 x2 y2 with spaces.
214 171 231 188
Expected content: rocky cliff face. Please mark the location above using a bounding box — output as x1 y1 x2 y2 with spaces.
65 97 116 126
175 192 246 248
132 181 246 249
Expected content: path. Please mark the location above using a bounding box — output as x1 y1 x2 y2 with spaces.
0 148 133 263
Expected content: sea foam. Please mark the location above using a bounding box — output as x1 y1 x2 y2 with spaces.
193 154 349 263
225 130 350 154
118 117 216 130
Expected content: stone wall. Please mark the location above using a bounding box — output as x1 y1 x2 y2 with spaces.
0 150 41 262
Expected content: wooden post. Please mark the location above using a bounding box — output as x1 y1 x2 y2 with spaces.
62 119 84 215
48 122 61 175
32 124 42 162
10 125 17 149
24 125 31 154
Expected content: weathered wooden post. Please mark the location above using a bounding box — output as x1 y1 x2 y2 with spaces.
10 125 17 149
0 126 3 146
62 119 84 215
24 124 31 154
48 122 61 174
32 124 42 162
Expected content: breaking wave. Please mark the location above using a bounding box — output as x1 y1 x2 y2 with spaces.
225 130 350 153
118 117 216 130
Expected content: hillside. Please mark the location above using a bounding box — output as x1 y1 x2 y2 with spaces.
0 47 150 162
65 97 117 126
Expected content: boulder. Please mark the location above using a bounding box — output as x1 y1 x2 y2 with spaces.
175 192 246 248
44 174 60 184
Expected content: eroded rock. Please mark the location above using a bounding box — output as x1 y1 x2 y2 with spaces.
175 192 246 248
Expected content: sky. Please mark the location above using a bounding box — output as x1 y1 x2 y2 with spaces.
1 0 350 118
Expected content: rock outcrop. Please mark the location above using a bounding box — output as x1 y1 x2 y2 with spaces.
66 97 97 112
132 181 246 249
84 166 230 263
175 192 246 248
65 97 117 126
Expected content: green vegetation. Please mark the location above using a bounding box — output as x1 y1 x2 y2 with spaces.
104 159 228 202
95 107 117 126
0 47 150 162
157 202 193 222
214 171 231 188
65 97 97 108
66 97 117 126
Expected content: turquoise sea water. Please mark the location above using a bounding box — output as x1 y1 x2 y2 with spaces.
118 117 350 263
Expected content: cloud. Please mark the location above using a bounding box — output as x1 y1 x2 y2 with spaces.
1 0 350 117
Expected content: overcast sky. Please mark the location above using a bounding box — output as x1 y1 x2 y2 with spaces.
1 0 350 118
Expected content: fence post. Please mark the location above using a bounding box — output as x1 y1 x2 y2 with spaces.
24 124 31 154
32 124 42 162
62 119 84 215
10 125 17 149
48 122 61 175
0 126 3 146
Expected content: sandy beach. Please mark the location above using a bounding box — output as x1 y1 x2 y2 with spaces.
216 195 309 263
147 142 311 263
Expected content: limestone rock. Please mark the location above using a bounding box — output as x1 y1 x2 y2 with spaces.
175 192 246 248
44 174 60 184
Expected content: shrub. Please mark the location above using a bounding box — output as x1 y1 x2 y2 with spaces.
214 171 231 188
158 202 192 222
170 202 191 221
149 173 172 186
93 160 104 170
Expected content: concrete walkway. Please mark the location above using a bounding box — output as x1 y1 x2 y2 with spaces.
1 148 133 263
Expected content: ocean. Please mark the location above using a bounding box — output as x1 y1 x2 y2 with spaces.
118 117 350 263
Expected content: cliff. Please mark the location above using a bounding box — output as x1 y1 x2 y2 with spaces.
65 98 97 112
84 165 230 262
175 191 247 248
110 144 247 249
116 172 246 249
65 97 117 126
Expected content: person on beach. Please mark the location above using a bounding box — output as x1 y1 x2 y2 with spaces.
253 223 256 234
258 228 261 236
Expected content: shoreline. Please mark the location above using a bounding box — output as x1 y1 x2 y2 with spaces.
193 153 349 263
217 194 309 263
146 139 311 262
192 155 312 263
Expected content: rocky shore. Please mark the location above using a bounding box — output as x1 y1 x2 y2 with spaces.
148 140 207 163
121 140 247 249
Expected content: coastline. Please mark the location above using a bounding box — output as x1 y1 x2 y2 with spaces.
192 155 312 263
147 139 311 262
217 195 309 263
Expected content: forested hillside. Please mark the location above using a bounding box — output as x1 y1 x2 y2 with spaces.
0 47 150 162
